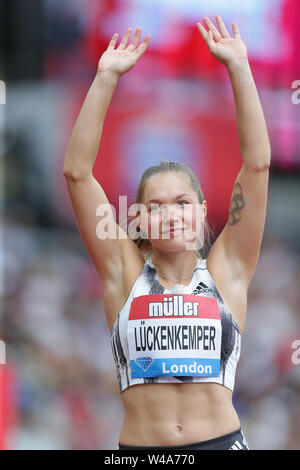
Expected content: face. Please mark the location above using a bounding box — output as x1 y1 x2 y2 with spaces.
138 172 207 252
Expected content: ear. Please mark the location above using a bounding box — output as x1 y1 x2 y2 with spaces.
202 200 207 218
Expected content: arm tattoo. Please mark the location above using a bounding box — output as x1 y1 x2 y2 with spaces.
228 182 245 225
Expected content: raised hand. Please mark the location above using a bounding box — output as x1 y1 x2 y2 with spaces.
197 16 247 67
98 27 151 79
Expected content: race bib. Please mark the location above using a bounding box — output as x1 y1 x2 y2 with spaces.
128 294 221 378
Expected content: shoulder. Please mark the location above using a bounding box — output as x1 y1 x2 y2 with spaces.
103 243 148 331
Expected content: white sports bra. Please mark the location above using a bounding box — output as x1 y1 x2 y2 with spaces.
111 253 242 393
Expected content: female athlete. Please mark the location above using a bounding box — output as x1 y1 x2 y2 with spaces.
63 16 270 450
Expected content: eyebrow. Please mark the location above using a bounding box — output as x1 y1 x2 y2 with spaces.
146 193 193 204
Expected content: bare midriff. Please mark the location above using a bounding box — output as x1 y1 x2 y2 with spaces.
118 382 241 447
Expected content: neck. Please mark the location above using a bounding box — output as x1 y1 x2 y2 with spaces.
151 250 200 283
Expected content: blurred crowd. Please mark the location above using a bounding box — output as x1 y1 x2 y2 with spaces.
235 233 300 450
1 213 122 449
1 213 299 449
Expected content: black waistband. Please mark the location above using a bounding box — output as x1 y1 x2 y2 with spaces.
119 427 243 450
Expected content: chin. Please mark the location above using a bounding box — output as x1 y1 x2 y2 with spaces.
151 237 197 252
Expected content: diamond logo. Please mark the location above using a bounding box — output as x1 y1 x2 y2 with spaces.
135 357 154 371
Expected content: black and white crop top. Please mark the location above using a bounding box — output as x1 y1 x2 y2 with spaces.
111 253 242 393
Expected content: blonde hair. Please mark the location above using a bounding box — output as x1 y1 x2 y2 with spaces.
127 160 214 259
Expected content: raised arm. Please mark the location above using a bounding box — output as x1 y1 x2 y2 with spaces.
63 28 151 283
197 16 271 287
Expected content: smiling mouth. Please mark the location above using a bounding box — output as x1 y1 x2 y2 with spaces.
162 228 184 235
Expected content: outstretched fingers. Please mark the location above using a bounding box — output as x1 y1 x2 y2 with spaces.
135 34 151 57
197 22 215 48
108 27 151 56
204 17 222 42
215 15 230 38
124 26 151 57
231 22 241 39
107 32 119 50
127 27 143 51
118 27 133 49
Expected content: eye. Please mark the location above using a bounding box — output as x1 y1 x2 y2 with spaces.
148 204 161 212
177 200 189 206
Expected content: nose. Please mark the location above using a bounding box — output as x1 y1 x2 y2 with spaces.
161 204 181 227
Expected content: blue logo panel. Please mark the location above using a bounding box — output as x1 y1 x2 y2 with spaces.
131 357 220 378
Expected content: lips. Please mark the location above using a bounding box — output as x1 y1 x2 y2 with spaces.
162 228 184 235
